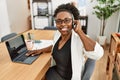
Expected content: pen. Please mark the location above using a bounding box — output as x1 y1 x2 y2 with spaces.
28 33 31 40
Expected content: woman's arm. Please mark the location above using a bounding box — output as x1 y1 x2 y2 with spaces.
74 20 96 51
26 45 53 56
74 20 104 60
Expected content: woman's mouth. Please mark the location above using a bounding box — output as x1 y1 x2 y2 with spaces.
59 27 71 35
61 27 68 31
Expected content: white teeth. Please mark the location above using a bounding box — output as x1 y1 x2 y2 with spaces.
61 27 68 31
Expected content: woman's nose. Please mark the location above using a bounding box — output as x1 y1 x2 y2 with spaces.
60 21 66 26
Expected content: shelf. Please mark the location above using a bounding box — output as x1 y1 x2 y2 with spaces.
33 0 51 2
79 16 88 34
33 14 52 17
79 16 88 19
30 0 53 29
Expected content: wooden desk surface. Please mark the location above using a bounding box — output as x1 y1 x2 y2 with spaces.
23 29 55 40
0 30 55 80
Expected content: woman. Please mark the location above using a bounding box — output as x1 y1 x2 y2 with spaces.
26 3 104 80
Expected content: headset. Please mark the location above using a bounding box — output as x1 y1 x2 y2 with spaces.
72 19 77 29
72 14 77 29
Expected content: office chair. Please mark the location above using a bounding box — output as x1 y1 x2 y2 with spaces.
1 33 17 42
44 26 57 30
81 58 96 80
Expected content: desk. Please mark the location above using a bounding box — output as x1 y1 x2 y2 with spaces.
0 30 55 80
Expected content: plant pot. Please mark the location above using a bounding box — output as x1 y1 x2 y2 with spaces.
97 36 107 46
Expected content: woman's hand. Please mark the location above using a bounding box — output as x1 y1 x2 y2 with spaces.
26 49 43 56
73 20 82 34
26 45 53 56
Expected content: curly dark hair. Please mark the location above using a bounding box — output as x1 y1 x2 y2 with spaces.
53 3 80 20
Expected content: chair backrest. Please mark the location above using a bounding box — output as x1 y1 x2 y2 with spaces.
81 58 96 80
1 33 17 42
44 26 57 30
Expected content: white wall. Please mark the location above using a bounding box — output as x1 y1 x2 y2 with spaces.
0 0 11 40
105 11 120 43
6 0 30 33
86 0 100 40
0 0 30 41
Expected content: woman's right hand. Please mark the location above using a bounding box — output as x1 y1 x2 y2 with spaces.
26 45 53 56
26 49 43 56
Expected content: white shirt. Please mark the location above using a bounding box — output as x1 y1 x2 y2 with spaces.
51 30 104 80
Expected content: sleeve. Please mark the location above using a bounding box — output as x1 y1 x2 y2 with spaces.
83 42 104 60
53 30 61 45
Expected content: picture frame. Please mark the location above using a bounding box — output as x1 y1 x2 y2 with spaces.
28 0 30 10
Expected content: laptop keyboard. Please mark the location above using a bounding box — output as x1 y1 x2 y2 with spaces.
17 54 28 62
16 51 32 62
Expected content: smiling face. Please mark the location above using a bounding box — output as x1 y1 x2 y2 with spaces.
55 11 73 36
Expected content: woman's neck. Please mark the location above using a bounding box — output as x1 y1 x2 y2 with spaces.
61 33 72 41
58 33 72 50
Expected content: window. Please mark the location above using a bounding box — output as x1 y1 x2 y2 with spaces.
77 0 87 16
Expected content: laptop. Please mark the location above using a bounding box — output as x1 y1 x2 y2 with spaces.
5 35 40 64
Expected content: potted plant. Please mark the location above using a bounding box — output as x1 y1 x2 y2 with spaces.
92 0 120 45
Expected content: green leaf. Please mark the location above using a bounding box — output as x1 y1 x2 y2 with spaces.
92 0 120 36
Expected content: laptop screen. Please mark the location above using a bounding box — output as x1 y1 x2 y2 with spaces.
6 35 27 60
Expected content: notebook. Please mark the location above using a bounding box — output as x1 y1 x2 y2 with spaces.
5 35 40 64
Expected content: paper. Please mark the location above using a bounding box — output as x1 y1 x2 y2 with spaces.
32 40 53 50
34 17 49 29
